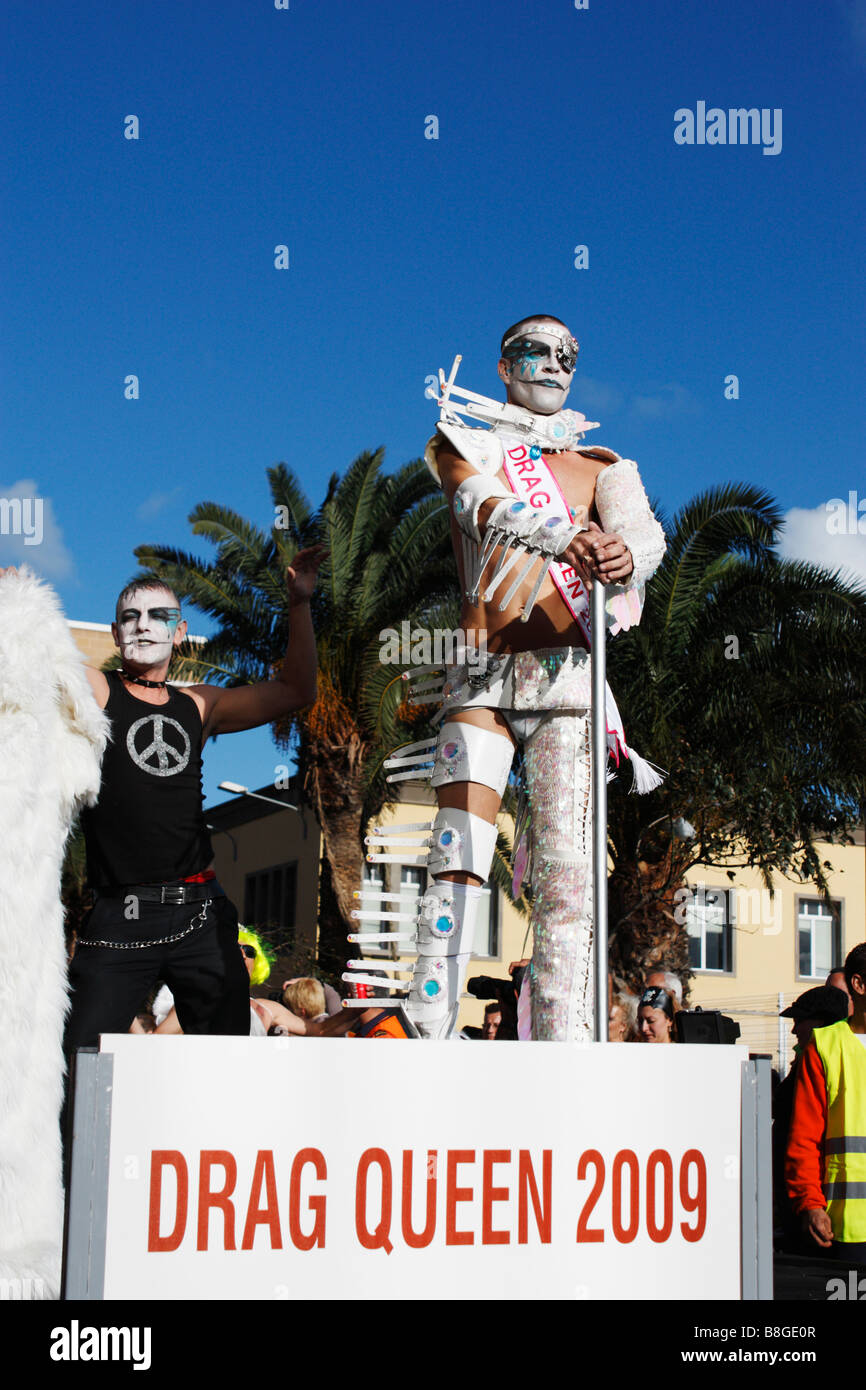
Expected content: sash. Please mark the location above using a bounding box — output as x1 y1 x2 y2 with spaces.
499 440 592 647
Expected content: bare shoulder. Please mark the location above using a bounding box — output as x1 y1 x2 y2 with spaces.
576 445 620 472
436 445 480 501
85 666 111 708
177 683 213 721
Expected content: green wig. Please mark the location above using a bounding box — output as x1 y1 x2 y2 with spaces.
237 926 276 988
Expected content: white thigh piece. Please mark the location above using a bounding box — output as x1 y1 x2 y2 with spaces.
384 720 514 796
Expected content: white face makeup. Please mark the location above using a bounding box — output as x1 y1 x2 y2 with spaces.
115 588 182 668
499 326 578 416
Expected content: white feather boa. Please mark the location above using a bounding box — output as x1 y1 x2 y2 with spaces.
0 567 108 1298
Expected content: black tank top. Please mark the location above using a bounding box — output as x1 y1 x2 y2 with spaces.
81 672 214 888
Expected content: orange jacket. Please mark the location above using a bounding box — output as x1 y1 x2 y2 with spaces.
784 1037 828 1214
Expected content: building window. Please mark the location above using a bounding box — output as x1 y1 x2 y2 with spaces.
243 862 297 949
797 898 841 980
686 887 732 974
354 864 390 955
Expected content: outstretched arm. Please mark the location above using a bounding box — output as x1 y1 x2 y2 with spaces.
195 545 326 738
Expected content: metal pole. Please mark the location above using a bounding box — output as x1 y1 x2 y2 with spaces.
591 580 609 1041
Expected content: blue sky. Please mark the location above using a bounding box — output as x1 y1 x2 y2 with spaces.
2 0 864 804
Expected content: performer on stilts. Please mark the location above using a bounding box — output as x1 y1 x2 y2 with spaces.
353 316 666 1041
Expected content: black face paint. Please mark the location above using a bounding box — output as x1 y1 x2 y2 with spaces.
502 333 578 375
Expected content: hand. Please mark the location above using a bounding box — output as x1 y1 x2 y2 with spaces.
286 544 328 604
562 521 633 587
801 1207 834 1248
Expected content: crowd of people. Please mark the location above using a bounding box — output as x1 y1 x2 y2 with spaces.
468 960 685 1043
120 936 686 1045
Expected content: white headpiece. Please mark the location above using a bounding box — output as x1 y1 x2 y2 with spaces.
501 321 580 374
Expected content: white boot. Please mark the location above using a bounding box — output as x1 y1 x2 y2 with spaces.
405 881 482 1040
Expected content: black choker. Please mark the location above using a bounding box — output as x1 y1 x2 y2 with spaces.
121 671 168 690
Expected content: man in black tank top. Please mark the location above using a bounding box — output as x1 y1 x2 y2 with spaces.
64 547 325 1056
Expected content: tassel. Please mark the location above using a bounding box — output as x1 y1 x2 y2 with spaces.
623 744 667 795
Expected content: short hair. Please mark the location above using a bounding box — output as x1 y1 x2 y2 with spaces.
500 315 571 354
659 972 683 1007
611 989 639 1040
843 943 866 993
647 969 683 1008
115 576 181 621
238 927 275 988
284 977 326 1019
484 1001 502 1017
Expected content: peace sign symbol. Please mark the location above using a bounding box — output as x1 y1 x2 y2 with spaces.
127 714 191 777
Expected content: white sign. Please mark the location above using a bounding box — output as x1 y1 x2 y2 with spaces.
96 1036 743 1300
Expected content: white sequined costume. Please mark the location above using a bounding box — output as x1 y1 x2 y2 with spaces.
353 402 666 1041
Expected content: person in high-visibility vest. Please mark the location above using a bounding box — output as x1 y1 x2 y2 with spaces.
785 941 866 1261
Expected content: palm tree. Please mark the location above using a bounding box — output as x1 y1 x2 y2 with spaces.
604 483 866 993
134 450 456 970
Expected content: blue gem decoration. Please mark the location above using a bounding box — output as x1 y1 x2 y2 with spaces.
509 501 526 514
529 445 541 459
423 980 441 998
434 914 452 935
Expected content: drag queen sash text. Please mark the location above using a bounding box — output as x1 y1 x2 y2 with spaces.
500 442 592 647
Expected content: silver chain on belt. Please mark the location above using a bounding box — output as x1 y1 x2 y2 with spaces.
77 899 213 950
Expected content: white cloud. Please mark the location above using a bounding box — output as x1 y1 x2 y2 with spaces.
0 479 74 579
630 382 700 420
779 500 866 585
574 376 625 416
137 486 184 521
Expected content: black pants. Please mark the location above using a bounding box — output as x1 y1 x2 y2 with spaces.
63 892 251 1054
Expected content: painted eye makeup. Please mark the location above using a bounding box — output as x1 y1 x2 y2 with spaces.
513 339 548 360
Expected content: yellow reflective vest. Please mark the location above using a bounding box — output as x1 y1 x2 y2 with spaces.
813 1020 866 1243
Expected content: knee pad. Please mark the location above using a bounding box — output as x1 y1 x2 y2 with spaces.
349 876 482 957
364 807 498 881
427 807 498 878
384 720 514 797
